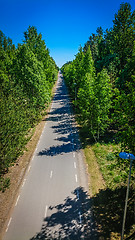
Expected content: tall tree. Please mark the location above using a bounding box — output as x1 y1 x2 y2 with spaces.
114 41 135 152
112 3 135 71
0 28 58 189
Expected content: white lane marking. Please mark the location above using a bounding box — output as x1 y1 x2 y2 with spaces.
43 123 47 131
15 195 20 206
50 171 53 179
44 205 48 218
75 174 78 183
73 152 75 158
22 178 26 187
79 211 82 224
74 162 76 169
6 217 12 232
28 165 31 172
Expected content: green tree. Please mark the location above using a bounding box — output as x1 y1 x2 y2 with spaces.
78 69 112 141
112 3 135 72
23 26 58 86
0 28 58 190
13 44 50 108
114 42 135 152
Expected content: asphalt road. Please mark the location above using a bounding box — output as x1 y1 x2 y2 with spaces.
3 71 96 240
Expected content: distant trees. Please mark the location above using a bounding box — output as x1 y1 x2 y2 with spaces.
0 26 58 190
62 2 135 152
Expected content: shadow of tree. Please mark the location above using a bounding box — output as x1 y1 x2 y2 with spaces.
92 186 135 239
29 186 135 240
38 88 80 157
38 143 74 156
30 187 98 240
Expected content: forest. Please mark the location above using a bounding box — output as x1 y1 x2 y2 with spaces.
0 26 58 190
62 2 135 153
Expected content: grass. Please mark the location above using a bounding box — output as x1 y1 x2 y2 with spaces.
84 145 105 195
92 142 127 189
0 177 10 192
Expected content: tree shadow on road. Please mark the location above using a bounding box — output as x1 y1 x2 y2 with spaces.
30 187 98 240
29 186 135 240
38 143 75 156
38 107 80 157
38 74 81 158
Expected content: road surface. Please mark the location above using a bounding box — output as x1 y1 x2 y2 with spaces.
3 71 96 240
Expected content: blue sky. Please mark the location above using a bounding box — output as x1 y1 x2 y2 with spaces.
0 0 135 67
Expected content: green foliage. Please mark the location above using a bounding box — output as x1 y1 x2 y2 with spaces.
0 177 10 192
13 44 51 108
62 2 135 153
62 47 112 141
0 27 58 190
112 3 135 71
113 41 135 153
91 142 133 189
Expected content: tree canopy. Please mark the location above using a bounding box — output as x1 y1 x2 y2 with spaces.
62 2 135 152
0 26 58 190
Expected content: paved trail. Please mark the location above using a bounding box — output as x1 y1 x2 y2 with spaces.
4 72 96 240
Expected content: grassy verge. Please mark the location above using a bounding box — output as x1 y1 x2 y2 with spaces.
78 124 135 240
84 145 106 195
